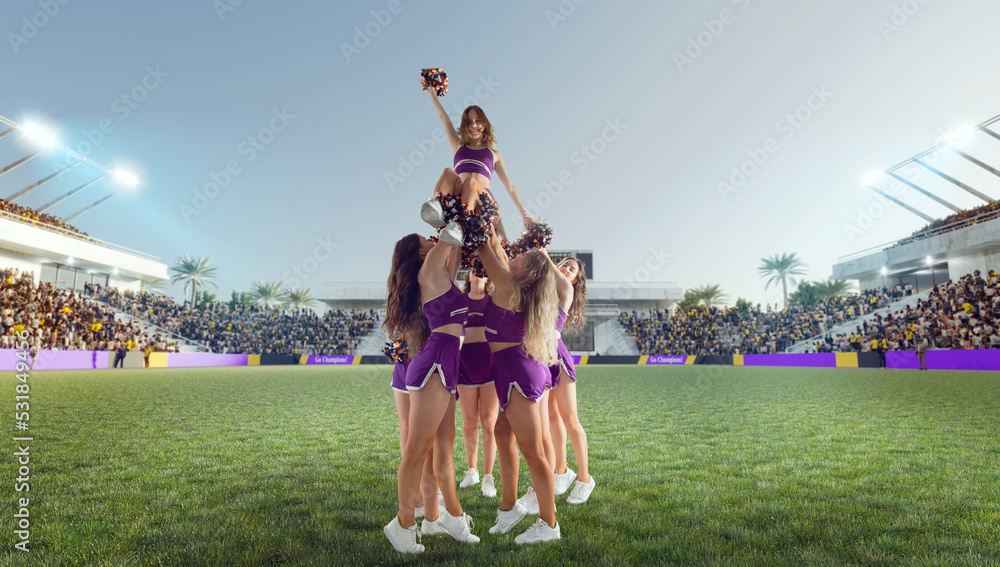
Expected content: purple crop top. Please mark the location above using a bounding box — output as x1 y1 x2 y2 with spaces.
555 307 568 333
484 297 526 343
423 283 468 329
465 293 490 328
454 146 494 179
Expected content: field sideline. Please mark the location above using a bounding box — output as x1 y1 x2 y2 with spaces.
2 365 998 566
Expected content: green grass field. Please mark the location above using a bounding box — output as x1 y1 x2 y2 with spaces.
2 365 999 566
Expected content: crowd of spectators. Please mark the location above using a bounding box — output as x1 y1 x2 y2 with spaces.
84 283 378 355
620 285 917 356
803 269 1000 354
1 268 160 354
892 201 1000 249
0 198 90 239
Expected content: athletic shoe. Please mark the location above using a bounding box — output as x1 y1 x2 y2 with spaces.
421 516 447 536
481 474 497 498
566 476 596 504
384 516 424 554
415 505 424 519
460 468 480 488
516 487 539 515
440 221 464 247
553 468 577 496
437 510 479 543
514 518 561 545
421 198 446 228
488 501 528 534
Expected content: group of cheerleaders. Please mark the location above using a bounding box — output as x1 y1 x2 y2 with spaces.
382 75 595 553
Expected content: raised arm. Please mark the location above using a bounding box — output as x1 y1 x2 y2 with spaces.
418 240 457 301
541 249 574 310
493 150 533 228
428 89 462 153
445 244 460 282
477 230 514 307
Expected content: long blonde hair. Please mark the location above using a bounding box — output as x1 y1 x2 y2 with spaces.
511 250 558 365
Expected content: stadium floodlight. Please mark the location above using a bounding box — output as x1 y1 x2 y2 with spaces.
113 168 139 188
19 122 59 149
881 267 888 275
860 171 884 186
926 256 933 265
66 257 75 265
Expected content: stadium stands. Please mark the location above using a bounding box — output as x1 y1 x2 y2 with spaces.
619 276 999 355
84 283 378 355
0 198 90 239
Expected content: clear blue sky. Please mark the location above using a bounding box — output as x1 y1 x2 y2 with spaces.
3 0 1000 306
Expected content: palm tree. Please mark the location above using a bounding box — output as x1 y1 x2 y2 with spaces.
249 280 284 308
170 256 219 309
281 288 315 313
693 284 729 307
758 252 808 309
139 278 167 295
814 278 855 300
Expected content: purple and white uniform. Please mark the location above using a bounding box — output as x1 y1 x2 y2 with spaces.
460 293 493 387
549 307 577 388
404 283 468 394
484 298 549 411
391 359 410 393
453 145 496 201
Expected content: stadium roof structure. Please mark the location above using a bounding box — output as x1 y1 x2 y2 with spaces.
0 211 167 289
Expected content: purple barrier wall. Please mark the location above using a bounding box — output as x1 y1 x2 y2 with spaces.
743 353 837 367
167 353 248 368
886 351 919 370
646 355 688 365
306 355 355 365
0 349 111 370
572 355 582 365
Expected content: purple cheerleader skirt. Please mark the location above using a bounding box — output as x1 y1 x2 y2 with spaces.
492 345 549 411
391 360 410 393
405 332 460 394
549 338 576 388
459 341 494 387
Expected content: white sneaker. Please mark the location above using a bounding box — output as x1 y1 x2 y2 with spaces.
421 516 447 536
415 505 424 519
460 468 480 488
516 487 539 515
566 476 595 504
384 516 424 554
553 468 577 496
488 501 528 534
481 474 497 497
421 198 446 228
437 510 479 543
439 221 464 247
514 518 561 545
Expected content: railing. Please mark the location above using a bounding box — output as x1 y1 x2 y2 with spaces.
837 207 1000 263
0 208 161 261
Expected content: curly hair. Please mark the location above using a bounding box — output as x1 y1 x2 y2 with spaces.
511 250 558 365
383 234 429 355
563 258 588 335
458 105 497 149
463 271 495 296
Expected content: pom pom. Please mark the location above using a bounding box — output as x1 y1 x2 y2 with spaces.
420 68 448 97
383 335 409 364
506 222 553 259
